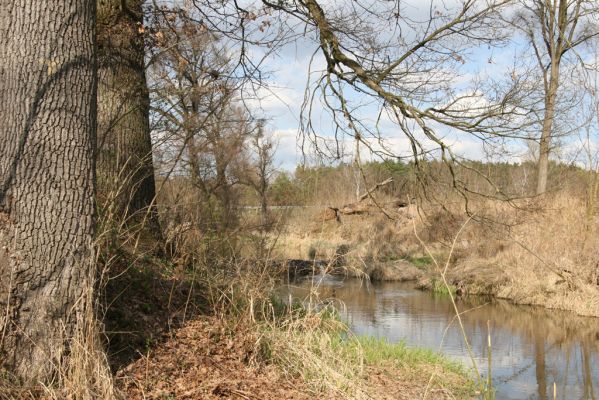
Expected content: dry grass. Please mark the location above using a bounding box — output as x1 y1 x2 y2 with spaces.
273 188 599 317
261 308 365 397
41 286 117 400
419 192 599 316
0 284 118 400
273 202 423 276
114 258 475 400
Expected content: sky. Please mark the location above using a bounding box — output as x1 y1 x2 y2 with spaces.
238 1 514 171
192 0 599 172
249 54 507 170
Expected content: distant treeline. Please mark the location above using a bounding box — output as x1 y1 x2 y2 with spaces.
251 159 593 207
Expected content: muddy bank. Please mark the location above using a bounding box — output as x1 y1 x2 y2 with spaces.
280 253 599 318
367 260 423 281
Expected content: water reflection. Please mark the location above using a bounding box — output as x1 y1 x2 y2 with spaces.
282 276 599 400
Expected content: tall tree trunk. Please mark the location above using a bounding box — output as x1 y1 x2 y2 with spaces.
536 61 560 195
97 0 160 234
215 161 234 232
0 0 97 384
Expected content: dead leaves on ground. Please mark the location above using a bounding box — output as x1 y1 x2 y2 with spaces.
116 317 314 399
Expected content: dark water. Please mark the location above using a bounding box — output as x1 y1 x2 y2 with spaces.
283 275 599 400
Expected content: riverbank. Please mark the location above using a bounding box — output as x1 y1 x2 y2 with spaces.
99 250 476 400
0 242 476 400
273 193 599 317
116 313 475 399
286 277 599 399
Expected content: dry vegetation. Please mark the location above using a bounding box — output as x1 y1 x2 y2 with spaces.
97 231 474 400
0 178 474 400
270 161 599 317
3 0 599 398
5 157 596 399
436 193 599 316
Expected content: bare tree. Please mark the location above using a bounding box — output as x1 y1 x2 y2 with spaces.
190 106 253 232
149 10 257 233
244 122 277 228
0 0 97 383
244 0 536 203
512 0 599 194
574 43 599 234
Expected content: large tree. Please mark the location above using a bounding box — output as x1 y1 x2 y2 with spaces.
97 0 160 233
245 0 524 198
0 0 97 383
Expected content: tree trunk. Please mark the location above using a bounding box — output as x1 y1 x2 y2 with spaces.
260 193 268 228
536 61 560 195
0 0 96 383
97 0 160 233
215 161 234 232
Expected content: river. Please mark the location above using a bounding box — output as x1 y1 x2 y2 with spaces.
283 275 599 400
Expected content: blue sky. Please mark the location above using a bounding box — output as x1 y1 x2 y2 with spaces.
247 39 523 171
196 0 599 172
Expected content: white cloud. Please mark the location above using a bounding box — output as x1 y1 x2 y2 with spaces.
271 128 302 171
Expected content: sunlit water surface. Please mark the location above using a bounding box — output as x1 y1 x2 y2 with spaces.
282 275 599 400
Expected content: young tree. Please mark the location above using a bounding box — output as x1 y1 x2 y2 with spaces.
0 0 97 383
513 0 599 194
97 0 160 232
245 122 277 228
576 45 599 234
190 106 253 233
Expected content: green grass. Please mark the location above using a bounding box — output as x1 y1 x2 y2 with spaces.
260 316 475 398
328 334 476 398
264 290 475 397
430 278 457 296
407 255 434 269
334 335 467 376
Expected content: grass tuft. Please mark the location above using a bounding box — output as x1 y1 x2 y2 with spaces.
347 336 466 374
407 255 434 269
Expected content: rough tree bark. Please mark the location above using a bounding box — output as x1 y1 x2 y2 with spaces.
97 0 160 233
0 0 97 383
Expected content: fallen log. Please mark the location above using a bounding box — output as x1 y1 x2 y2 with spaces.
338 177 394 215
320 178 412 219
339 202 370 215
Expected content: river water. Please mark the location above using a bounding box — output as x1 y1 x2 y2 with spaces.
283 275 599 400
